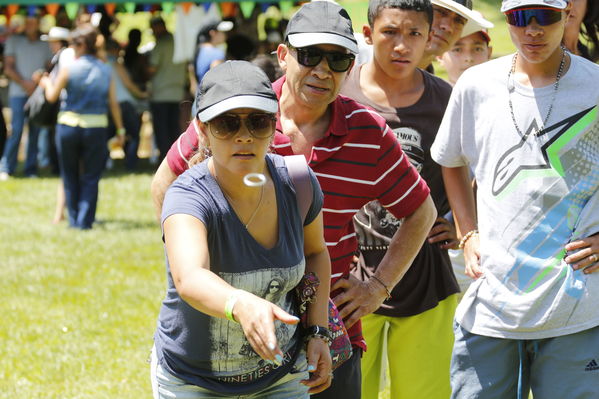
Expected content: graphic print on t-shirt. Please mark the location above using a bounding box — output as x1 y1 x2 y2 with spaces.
208 262 303 379
491 105 599 301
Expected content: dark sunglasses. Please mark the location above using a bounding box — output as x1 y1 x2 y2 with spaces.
207 113 276 139
291 45 355 73
505 7 563 27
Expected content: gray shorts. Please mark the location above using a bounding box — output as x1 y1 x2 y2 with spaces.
451 322 599 399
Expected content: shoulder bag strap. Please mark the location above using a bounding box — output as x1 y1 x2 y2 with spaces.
283 155 313 224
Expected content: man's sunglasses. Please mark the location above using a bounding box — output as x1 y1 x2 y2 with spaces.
291 45 355 73
505 7 563 27
207 113 276 139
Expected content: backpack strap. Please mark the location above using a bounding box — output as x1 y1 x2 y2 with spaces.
284 155 313 224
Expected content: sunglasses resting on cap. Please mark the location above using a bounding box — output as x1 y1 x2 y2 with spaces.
504 7 563 27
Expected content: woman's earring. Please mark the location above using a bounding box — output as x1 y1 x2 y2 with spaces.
203 145 212 159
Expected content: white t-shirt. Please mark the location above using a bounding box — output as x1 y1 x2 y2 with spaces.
431 54 599 339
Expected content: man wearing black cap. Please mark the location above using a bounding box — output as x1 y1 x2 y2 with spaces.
152 2 437 396
432 1 599 397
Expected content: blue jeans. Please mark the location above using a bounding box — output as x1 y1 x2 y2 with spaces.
451 322 599 399
55 124 107 229
0 96 40 175
150 347 309 399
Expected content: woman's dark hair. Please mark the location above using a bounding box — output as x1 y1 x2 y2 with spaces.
581 0 599 61
367 0 433 27
70 24 98 56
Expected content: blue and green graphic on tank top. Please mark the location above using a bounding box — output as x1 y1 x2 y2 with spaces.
492 105 599 299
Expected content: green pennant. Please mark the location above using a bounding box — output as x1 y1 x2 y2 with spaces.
279 1 294 17
65 3 79 21
124 2 136 14
239 1 255 19
161 2 175 14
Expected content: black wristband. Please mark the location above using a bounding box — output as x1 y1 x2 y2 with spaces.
305 325 332 345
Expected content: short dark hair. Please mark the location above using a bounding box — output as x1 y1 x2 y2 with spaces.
70 24 99 56
368 0 433 27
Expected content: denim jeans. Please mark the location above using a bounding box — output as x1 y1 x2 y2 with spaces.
150 101 181 162
55 123 107 229
150 347 309 399
0 95 40 175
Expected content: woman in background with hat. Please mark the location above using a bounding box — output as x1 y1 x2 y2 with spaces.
151 60 332 398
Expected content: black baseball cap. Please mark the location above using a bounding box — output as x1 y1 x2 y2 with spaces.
285 1 359 54
196 61 279 122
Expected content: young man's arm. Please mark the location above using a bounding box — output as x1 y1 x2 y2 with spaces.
151 158 178 221
442 165 481 278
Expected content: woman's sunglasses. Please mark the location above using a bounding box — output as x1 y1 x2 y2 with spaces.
505 7 563 27
207 113 276 139
290 45 355 73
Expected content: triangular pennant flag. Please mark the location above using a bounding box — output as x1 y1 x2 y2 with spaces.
27 5 37 16
86 5 97 13
181 2 193 14
45 3 60 16
239 1 255 19
161 2 175 14
104 3 116 16
260 3 271 13
143 4 153 12
6 4 19 23
279 1 294 17
220 2 236 18
65 3 79 21
124 2 136 14
202 3 212 13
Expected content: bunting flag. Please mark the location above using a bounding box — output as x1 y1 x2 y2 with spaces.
124 2 136 14
45 3 60 16
161 2 175 14
279 0 294 17
239 1 255 19
6 4 19 23
143 4 153 12
65 3 79 21
27 5 37 16
260 3 272 13
220 2 236 18
181 2 193 14
104 3 116 16
86 5 97 13
202 2 212 12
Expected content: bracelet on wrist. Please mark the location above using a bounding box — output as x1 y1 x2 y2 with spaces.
116 127 126 136
224 290 241 323
305 325 332 346
458 229 479 250
370 274 392 300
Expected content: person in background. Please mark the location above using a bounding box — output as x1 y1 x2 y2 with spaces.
193 20 234 85
105 38 148 171
40 24 125 230
418 0 492 72
0 12 52 180
123 28 149 95
562 0 599 61
431 1 599 397
151 60 332 398
437 21 493 85
341 1 459 397
151 2 438 397
147 16 187 162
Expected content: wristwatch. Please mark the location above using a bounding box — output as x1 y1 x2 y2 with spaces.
305 325 332 346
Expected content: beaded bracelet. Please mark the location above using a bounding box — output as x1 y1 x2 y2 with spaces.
458 230 479 250
370 275 392 300
224 290 241 322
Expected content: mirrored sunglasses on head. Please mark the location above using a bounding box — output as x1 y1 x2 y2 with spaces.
504 7 563 27
207 113 277 139
288 44 355 72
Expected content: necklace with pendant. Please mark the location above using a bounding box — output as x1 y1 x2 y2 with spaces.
220 180 265 229
507 46 567 138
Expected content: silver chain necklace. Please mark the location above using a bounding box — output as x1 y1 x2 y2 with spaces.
507 46 567 138
221 183 265 229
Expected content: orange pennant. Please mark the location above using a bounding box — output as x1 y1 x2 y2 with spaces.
104 3 116 16
6 4 19 23
181 2 193 14
45 3 60 16
220 2 237 18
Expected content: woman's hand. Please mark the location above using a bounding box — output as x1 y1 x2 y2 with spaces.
301 337 332 394
233 291 300 365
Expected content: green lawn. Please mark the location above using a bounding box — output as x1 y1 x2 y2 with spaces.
0 166 164 398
